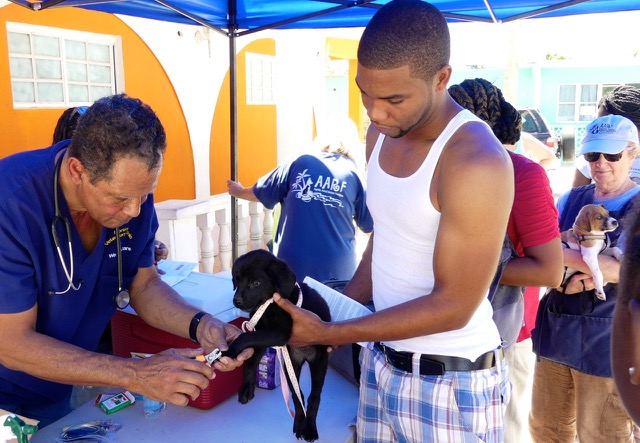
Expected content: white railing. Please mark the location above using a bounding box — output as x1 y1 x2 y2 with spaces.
155 193 274 274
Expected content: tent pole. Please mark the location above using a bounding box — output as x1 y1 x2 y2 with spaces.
229 0 239 262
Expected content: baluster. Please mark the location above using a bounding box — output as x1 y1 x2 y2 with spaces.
249 202 263 251
197 212 215 274
263 207 274 251
236 202 248 256
216 208 232 272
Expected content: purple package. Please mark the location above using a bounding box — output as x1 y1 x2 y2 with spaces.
256 347 281 390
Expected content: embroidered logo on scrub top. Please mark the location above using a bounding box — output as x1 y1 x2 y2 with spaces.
292 169 347 207
105 227 132 258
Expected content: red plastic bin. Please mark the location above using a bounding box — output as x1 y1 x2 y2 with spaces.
111 310 244 410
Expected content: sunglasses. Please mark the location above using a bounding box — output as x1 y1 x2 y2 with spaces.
584 151 624 162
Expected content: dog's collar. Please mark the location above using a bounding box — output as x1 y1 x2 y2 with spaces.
573 233 608 242
571 224 609 253
289 282 304 308
242 283 303 332
572 224 608 241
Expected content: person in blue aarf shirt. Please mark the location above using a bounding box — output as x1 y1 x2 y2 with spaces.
227 121 373 283
0 94 251 427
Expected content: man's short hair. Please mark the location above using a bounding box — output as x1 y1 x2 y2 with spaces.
68 94 166 184
357 0 450 82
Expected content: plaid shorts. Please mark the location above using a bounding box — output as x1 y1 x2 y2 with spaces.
357 345 511 443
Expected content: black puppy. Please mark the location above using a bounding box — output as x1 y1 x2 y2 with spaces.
224 249 331 442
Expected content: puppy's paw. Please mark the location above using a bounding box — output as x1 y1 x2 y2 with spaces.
293 414 305 438
296 426 319 442
221 347 238 360
238 382 256 404
223 334 250 359
596 289 607 301
293 416 318 442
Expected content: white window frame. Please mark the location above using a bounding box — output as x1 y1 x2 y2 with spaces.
556 83 599 123
557 83 640 123
245 52 275 105
7 22 124 109
601 83 640 97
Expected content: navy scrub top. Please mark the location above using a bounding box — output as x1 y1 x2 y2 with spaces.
0 142 157 403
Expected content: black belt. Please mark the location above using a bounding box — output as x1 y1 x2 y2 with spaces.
374 342 501 376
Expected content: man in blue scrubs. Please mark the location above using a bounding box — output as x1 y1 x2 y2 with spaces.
0 94 251 426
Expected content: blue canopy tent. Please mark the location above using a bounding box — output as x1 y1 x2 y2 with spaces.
7 0 640 31
7 0 640 257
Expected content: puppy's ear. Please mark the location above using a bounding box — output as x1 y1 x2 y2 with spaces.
574 206 592 232
266 257 297 298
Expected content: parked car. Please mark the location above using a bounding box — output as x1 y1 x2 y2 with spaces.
518 108 562 158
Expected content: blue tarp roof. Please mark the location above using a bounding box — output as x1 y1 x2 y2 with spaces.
8 0 640 36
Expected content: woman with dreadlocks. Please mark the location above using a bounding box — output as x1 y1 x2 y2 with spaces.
573 85 640 186
450 78 563 443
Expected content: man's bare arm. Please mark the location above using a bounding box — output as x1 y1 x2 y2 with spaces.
341 124 378 305
129 266 252 368
342 233 373 305
0 305 213 406
500 239 564 287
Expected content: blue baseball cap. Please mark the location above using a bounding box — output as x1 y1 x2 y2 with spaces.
579 114 639 155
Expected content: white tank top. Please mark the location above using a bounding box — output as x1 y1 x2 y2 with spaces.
367 109 500 360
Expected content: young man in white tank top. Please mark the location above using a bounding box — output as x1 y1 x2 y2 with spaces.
274 1 514 441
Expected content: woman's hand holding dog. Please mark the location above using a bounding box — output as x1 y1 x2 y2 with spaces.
195 313 254 371
560 248 620 294
559 273 595 295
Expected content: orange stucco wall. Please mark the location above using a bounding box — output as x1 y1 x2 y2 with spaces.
210 39 277 195
0 4 195 202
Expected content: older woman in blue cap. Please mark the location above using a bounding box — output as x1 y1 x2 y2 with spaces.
531 114 640 442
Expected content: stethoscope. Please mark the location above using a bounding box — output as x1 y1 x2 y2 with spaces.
50 153 130 309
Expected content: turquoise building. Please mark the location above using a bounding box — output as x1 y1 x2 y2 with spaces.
450 61 640 160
